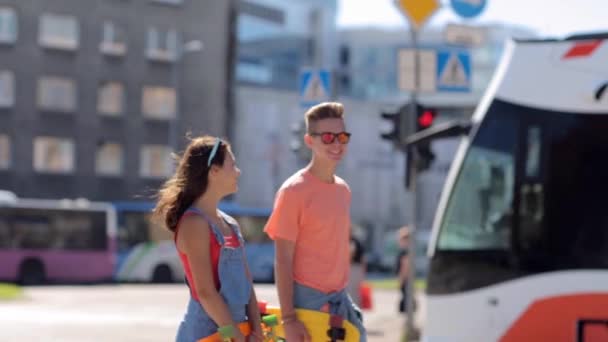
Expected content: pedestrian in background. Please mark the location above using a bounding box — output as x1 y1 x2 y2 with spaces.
153 135 263 342
396 226 412 313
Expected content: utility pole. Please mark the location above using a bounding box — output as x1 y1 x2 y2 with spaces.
393 1 440 340
405 27 419 340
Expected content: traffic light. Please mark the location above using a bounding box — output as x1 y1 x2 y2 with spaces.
416 106 437 132
380 104 410 148
415 105 437 172
380 109 401 144
290 120 311 163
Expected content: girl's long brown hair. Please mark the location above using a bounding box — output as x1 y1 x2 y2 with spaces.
153 135 230 232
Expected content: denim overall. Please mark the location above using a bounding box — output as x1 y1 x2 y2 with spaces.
294 282 367 341
176 208 252 342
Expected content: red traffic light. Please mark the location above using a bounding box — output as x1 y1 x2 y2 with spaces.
418 110 436 128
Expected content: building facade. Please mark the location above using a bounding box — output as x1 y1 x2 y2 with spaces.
0 0 235 200
235 0 337 90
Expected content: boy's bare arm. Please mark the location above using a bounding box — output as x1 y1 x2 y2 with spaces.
275 238 297 317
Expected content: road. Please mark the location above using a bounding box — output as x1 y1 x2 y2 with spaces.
0 283 420 341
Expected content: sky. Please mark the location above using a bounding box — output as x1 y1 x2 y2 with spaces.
336 0 608 38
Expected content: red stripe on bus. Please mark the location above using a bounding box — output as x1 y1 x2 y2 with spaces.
500 293 608 342
563 40 602 59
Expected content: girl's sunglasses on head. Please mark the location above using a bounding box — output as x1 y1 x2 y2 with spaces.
310 132 351 145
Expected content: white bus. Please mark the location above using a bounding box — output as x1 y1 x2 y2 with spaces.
0 194 117 285
421 33 608 342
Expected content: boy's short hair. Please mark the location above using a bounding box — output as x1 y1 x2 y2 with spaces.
304 102 344 132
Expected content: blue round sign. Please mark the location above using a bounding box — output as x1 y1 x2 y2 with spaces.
450 0 487 19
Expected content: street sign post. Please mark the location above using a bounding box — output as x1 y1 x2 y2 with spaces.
398 49 437 92
436 49 471 92
396 0 440 29
394 0 441 340
299 68 332 108
444 23 485 46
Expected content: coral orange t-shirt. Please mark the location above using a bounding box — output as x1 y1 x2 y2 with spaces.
264 169 351 293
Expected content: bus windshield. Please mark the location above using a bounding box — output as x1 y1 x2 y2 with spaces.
438 101 517 251
437 99 608 271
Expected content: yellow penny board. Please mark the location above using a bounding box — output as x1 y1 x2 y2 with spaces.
265 306 360 341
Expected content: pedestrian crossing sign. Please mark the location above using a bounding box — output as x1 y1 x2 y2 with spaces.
300 69 332 107
436 50 471 92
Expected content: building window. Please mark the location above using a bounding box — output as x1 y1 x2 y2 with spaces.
97 81 124 116
0 135 10 169
236 62 273 84
39 14 79 50
0 7 17 44
37 76 76 112
142 86 176 119
146 27 178 62
150 0 183 5
0 71 14 107
100 21 126 56
140 145 172 178
96 143 123 176
33 136 74 173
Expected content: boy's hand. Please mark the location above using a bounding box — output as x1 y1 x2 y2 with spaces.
284 319 311 342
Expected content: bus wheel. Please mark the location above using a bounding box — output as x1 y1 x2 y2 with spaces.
19 259 46 286
152 264 173 283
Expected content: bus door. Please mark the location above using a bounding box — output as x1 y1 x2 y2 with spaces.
514 109 608 273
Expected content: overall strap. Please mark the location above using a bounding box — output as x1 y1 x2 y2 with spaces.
185 207 226 245
218 210 245 245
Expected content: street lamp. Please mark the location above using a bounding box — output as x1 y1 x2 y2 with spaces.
169 39 204 153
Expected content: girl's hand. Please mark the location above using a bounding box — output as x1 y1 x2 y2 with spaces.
231 326 246 342
247 327 264 342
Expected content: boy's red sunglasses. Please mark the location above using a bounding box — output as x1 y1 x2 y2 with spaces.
309 132 351 145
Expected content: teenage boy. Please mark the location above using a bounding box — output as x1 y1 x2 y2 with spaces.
264 102 366 341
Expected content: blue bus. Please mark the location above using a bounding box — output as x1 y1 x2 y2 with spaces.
112 201 274 283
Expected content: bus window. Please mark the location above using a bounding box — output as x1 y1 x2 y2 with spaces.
118 212 150 252
8 208 108 250
438 100 608 263
119 212 171 251
235 216 270 244
53 211 107 250
0 216 9 248
438 105 517 251
13 213 54 249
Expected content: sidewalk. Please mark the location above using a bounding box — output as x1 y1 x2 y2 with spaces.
363 289 401 341
363 287 425 342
